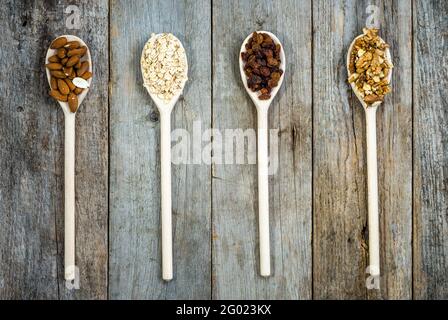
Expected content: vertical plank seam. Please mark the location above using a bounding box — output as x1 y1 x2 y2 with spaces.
107 0 111 300
210 0 214 300
411 0 415 300
312 0 316 298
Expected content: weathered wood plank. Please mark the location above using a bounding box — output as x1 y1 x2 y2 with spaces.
413 0 448 300
313 0 367 299
57 0 109 300
0 0 108 299
212 0 312 299
367 0 413 300
313 0 412 299
109 0 211 299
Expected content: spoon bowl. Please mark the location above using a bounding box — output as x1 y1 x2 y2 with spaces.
239 31 286 111
46 35 92 115
141 33 188 114
346 34 392 109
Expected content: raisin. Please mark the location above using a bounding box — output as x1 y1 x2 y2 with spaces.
268 79 278 88
275 44 281 55
241 32 284 100
260 67 270 77
251 75 262 84
252 43 261 51
262 49 273 58
267 57 279 67
271 72 281 81
257 59 267 66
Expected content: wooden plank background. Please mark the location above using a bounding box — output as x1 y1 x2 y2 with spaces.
212 0 312 299
0 0 108 299
313 0 412 300
109 0 211 299
0 0 446 299
413 0 448 299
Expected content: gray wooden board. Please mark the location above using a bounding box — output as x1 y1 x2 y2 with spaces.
312 0 412 299
413 0 448 300
0 0 447 300
0 0 108 299
109 0 211 299
371 0 413 300
211 0 312 299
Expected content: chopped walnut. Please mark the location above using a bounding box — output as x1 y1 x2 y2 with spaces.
348 28 393 105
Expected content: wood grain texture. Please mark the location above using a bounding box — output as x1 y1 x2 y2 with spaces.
109 0 211 299
313 0 412 299
0 0 108 299
368 0 412 300
313 0 368 299
0 0 447 300
212 0 312 299
413 0 448 300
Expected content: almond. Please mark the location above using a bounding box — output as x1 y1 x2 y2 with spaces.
68 69 76 79
66 55 80 67
50 70 66 79
63 66 73 76
72 77 89 89
64 41 80 50
48 55 60 63
57 48 66 59
68 92 78 113
46 63 63 70
67 46 87 57
57 79 70 95
49 89 68 102
64 78 76 91
76 61 89 76
81 71 92 80
50 37 67 49
50 77 58 90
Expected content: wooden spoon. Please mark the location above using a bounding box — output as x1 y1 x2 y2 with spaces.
346 32 392 278
239 31 285 277
141 33 188 281
45 35 92 281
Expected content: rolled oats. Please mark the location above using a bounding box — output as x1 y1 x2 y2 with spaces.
348 28 393 105
141 33 188 102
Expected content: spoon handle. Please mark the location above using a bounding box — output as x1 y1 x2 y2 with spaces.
159 111 173 281
64 114 76 281
365 107 380 277
257 108 270 276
